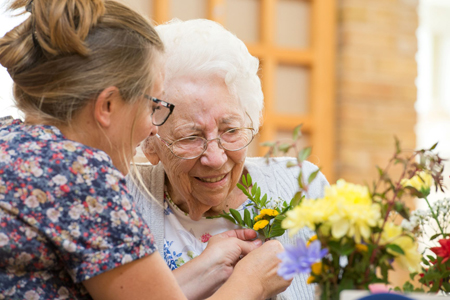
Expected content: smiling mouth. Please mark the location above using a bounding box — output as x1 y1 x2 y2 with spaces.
197 174 226 183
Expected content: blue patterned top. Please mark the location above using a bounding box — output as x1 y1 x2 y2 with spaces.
0 119 156 299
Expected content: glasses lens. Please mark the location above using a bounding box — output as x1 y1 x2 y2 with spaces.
220 128 254 150
152 105 170 126
172 137 205 159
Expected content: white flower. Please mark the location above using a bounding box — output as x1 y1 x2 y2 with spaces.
57 287 69 299
31 167 43 177
121 197 131 210
0 233 9 247
63 240 77 253
106 174 117 185
0 152 11 163
86 196 104 214
69 204 85 220
46 208 60 222
24 290 40 300
52 175 68 185
25 195 39 208
122 254 133 264
77 156 88 165
118 210 129 222
24 227 37 240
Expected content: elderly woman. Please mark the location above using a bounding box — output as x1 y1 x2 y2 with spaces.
128 19 328 299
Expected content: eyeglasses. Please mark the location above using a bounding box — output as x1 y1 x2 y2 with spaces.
156 127 256 159
144 95 175 126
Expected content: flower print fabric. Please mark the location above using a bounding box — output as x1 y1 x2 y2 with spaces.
0 119 156 299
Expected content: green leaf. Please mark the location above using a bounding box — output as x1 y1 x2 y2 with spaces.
244 209 252 228
386 244 405 255
297 147 312 162
246 173 252 186
308 169 320 184
293 124 302 141
278 143 291 152
260 141 276 147
266 220 285 238
241 174 247 186
404 186 424 198
430 233 441 241
286 160 297 168
394 136 401 154
409 272 418 281
251 184 257 196
290 192 303 207
297 169 304 190
429 142 438 151
402 281 414 293
260 194 268 207
255 187 261 202
237 183 251 198
229 209 243 226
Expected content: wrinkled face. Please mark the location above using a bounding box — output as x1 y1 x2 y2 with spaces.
146 76 249 220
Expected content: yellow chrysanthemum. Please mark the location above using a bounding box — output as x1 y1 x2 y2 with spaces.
401 171 432 195
253 219 270 230
306 275 315 284
306 235 317 246
283 179 381 243
254 209 279 221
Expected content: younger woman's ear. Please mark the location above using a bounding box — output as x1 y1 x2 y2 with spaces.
142 137 161 165
94 86 121 128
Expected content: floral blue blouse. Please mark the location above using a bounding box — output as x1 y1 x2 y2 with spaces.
0 118 156 300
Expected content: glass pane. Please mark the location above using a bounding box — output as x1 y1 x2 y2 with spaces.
171 0 207 20
275 64 310 114
276 0 310 48
225 0 260 43
121 0 153 18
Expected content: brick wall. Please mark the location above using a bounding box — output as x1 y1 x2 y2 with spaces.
336 0 419 186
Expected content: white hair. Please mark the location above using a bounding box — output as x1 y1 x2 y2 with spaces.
156 19 264 131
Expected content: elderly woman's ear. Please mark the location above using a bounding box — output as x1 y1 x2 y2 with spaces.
142 137 161 165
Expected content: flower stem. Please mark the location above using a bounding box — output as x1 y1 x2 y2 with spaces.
424 196 445 238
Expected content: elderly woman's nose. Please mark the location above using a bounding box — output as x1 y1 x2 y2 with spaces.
200 140 227 168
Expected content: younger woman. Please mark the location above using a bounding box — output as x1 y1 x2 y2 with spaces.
0 0 290 299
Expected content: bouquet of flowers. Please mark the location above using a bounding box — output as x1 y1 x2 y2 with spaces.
262 126 445 299
398 193 450 293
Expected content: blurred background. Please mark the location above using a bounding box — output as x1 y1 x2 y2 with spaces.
1 0 450 288
2 1 450 190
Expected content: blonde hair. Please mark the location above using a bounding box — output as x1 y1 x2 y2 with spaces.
0 0 164 124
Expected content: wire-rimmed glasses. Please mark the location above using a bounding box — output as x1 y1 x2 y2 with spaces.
144 95 175 126
157 127 256 159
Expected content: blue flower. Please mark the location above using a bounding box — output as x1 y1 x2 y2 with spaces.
277 239 328 280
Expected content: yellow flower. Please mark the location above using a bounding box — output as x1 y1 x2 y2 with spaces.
254 209 279 221
391 236 421 273
283 179 381 243
307 235 317 246
401 171 432 195
355 244 368 252
326 180 381 243
253 220 270 230
306 275 315 284
311 262 322 275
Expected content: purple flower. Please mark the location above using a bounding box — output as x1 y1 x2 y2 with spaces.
277 239 328 280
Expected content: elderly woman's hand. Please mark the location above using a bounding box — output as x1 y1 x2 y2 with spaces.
172 229 262 300
212 240 292 300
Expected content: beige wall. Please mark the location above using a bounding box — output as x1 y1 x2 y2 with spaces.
336 0 418 185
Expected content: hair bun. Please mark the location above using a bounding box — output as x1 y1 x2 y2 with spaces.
29 0 105 56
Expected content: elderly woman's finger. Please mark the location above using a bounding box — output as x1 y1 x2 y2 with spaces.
216 228 257 241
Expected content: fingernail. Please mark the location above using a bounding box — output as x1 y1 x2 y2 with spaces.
253 239 262 246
